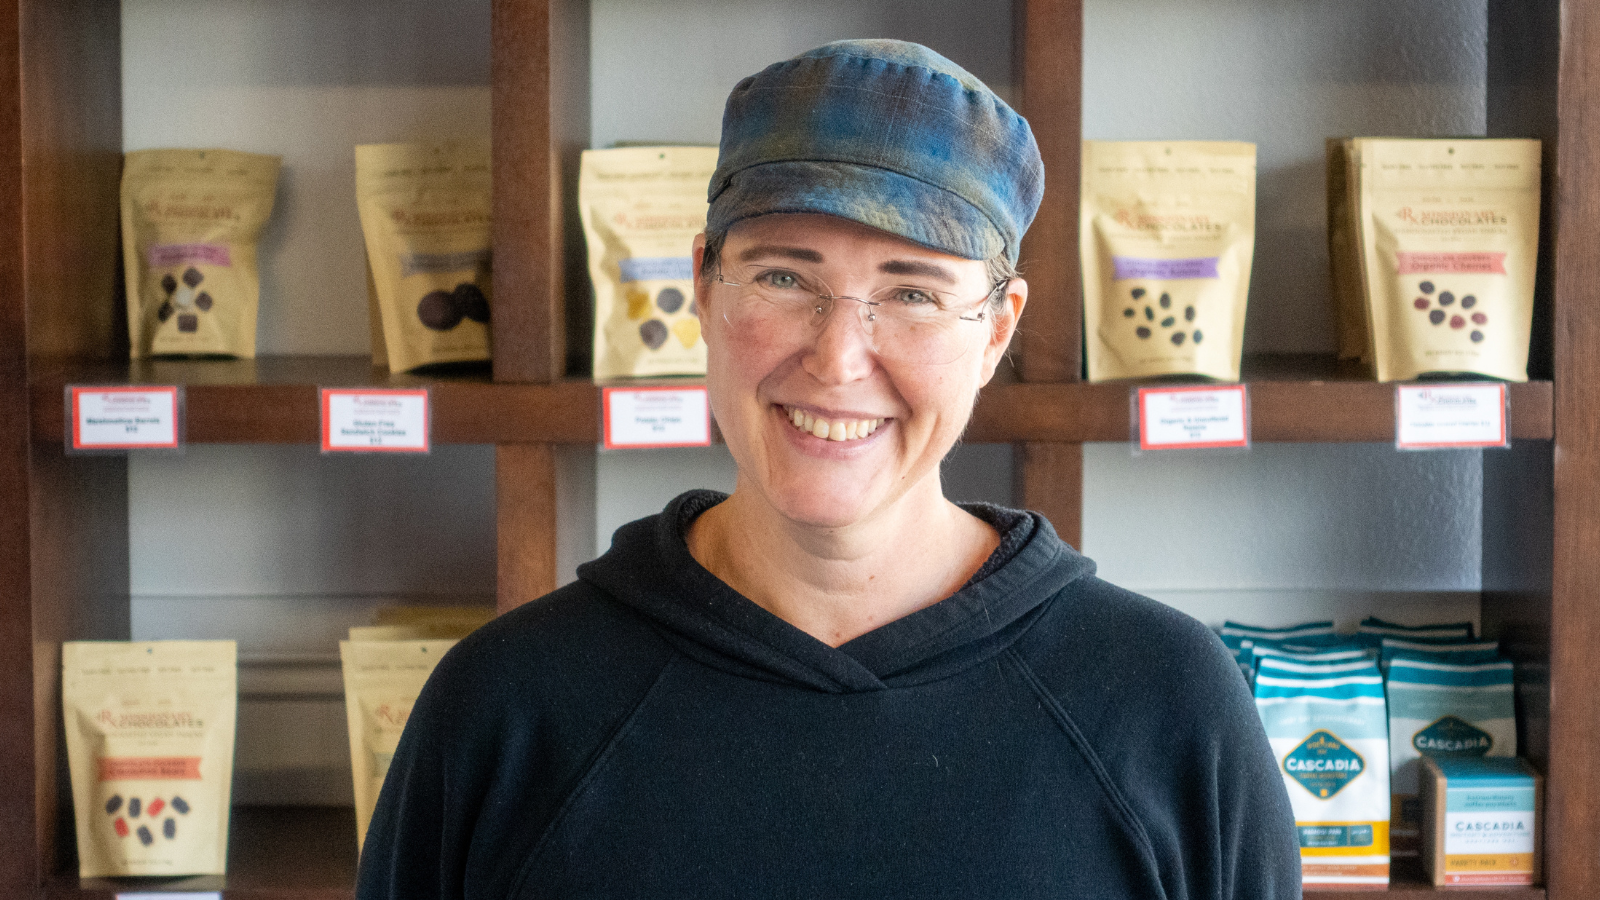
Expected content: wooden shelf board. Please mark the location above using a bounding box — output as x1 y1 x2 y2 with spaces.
47 806 356 899
29 353 1553 445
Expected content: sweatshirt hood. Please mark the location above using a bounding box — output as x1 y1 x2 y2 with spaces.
577 490 1096 693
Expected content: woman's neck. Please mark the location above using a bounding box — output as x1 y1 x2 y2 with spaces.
686 484 1000 647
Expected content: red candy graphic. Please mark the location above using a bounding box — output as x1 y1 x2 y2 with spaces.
1450 315 1466 329
114 817 129 838
147 798 165 817
1414 297 1429 310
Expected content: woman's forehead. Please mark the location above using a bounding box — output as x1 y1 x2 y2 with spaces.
725 214 985 283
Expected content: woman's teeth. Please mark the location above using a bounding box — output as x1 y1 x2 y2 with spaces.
785 406 884 442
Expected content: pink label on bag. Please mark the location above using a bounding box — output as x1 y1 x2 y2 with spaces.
147 243 232 268
1395 252 1506 275
1112 256 1219 280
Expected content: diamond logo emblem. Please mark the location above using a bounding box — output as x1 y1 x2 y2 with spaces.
1283 730 1365 799
1413 715 1494 757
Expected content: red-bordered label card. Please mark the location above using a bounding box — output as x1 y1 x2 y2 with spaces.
1137 384 1251 451
68 385 182 451
1395 383 1509 450
320 388 430 453
602 386 711 450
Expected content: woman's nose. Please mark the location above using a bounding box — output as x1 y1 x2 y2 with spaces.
800 296 878 384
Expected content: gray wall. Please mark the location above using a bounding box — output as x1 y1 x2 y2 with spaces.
124 0 1491 803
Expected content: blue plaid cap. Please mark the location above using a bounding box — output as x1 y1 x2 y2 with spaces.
707 40 1044 265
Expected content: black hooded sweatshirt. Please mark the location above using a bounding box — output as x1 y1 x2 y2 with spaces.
356 491 1300 899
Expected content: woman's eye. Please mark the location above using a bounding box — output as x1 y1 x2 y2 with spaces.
892 287 940 306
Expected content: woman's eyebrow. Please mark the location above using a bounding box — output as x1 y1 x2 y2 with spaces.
879 259 958 283
735 245 825 264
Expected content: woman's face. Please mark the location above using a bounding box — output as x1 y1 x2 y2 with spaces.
693 213 1026 531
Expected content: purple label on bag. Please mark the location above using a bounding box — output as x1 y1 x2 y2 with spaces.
618 256 692 283
148 243 231 268
1112 256 1219 280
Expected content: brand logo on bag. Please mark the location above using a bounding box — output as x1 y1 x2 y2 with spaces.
1395 207 1507 226
1414 716 1494 756
1112 210 1224 233
1284 730 1365 799
96 709 202 729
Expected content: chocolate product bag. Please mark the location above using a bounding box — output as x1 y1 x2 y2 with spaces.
121 149 281 359
1255 656 1390 889
1385 657 1516 858
580 146 717 380
62 641 237 877
1328 138 1372 363
1355 138 1541 381
355 141 493 373
340 639 456 852
1082 141 1256 381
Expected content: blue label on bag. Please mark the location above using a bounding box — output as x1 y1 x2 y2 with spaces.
619 256 692 283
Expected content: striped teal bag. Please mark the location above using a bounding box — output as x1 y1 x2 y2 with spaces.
1255 656 1391 890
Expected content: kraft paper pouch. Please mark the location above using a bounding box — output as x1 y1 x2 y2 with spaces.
1255 656 1390 890
122 149 281 359
1385 657 1516 859
1355 138 1541 382
1328 138 1371 363
356 141 492 373
340 638 456 853
62 641 237 877
580 146 717 379
1082 140 1256 381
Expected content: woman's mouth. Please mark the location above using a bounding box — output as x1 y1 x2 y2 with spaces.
781 405 886 442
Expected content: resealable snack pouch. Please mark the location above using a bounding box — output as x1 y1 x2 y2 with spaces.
1082 141 1256 381
340 638 457 852
1385 656 1516 858
356 141 493 373
62 641 237 877
1255 656 1390 890
580 146 717 380
1356 616 1474 647
1355 138 1541 382
122 149 281 359
1327 138 1370 363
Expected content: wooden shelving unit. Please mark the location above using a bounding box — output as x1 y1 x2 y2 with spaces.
2 0 1596 897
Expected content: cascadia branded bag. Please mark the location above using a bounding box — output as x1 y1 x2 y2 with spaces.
356 141 493 373
1221 621 1340 683
1355 138 1541 382
1379 638 1502 673
1082 140 1256 381
1357 616 1474 647
581 146 717 380
1385 657 1516 859
62 641 237 877
340 638 457 852
122 149 281 359
1255 656 1390 890
1246 644 1376 686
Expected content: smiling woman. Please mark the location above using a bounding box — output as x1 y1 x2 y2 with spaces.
356 39 1302 900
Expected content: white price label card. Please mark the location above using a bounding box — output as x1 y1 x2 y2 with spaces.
1396 383 1508 449
603 386 711 449
118 894 222 900
320 388 431 453
1137 385 1250 450
68 385 181 451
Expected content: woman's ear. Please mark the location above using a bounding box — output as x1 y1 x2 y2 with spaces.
980 277 1028 385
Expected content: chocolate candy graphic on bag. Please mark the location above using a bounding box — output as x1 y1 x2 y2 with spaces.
147 797 165 817
640 319 668 350
178 314 198 333
163 818 176 839
128 797 141 818
171 796 190 815
137 825 154 846
453 283 490 324
417 290 463 331
195 292 213 312
656 287 685 314
182 267 203 288
105 795 122 815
